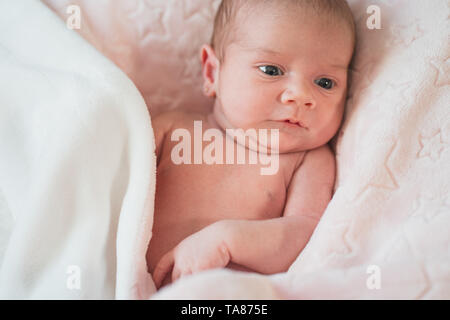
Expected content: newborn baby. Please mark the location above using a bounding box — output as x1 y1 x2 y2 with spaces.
147 0 355 289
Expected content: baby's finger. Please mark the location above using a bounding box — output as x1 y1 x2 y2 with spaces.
171 265 181 284
152 250 175 289
172 266 191 284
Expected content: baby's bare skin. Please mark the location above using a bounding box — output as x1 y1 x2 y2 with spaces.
147 1 354 289
147 111 336 288
146 112 304 285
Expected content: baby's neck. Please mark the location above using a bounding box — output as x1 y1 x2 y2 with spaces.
205 113 224 132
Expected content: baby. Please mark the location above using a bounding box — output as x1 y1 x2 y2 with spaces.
147 0 356 289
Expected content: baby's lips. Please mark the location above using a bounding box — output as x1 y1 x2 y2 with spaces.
280 118 308 129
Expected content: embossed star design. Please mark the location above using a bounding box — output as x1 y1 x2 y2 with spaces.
127 1 167 39
326 221 354 258
343 140 399 202
149 87 178 109
430 57 450 87
363 141 399 190
363 81 414 117
411 194 450 222
182 0 218 21
180 56 202 82
391 20 424 46
417 130 448 161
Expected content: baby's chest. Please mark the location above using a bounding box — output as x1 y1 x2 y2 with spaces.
157 124 302 220
157 157 294 221
210 163 287 218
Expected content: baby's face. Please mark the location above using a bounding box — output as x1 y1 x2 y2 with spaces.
206 6 354 153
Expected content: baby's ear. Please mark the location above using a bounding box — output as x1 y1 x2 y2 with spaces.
200 44 219 98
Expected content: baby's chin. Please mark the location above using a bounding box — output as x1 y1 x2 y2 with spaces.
276 136 333 154
276 142 315 154
217 118 329 153
238 137 317 155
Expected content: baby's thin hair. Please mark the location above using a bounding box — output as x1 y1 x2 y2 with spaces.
211 0 356 63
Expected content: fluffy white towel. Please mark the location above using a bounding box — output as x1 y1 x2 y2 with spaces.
0 0 156 299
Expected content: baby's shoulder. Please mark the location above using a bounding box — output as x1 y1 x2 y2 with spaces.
298 144 335 172
152 110 188 124
306 144 334 160
152 110 203 132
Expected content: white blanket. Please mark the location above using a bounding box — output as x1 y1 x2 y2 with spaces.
0 0 156 299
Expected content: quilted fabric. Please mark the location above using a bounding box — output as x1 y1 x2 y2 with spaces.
44 0 221 118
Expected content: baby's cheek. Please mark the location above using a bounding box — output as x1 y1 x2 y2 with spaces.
306 111 336 145
319 110 343 142
222 91 258 125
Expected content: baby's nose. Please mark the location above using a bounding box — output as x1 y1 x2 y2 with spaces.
280 83 316 109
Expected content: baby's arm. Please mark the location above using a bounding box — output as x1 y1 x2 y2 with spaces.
152 145 335 287
222 145 336 274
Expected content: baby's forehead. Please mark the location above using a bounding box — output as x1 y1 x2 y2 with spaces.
226 16 353 68
233 9 346 43
233 3 345 38
215 0 355 62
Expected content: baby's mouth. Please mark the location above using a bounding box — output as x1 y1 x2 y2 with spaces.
280 119 307 129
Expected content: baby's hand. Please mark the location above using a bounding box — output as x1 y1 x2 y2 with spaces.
152 222 231 289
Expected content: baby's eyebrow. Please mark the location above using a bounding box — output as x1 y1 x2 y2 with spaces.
242 44 349 70
240 44 284 56
328 64 348 71
254 47 284 56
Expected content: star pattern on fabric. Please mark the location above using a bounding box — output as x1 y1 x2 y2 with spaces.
148 87 178 109
339 223 355 256
362 141 399 191
430 57 450 87
391 20 424 46
343 140 399 202
411 193 450 222
182 0 219 21
326 221 354 258
417 130 448 161
363 81 414 117
127 1 167 40
379 81 413 106
180 55 202 83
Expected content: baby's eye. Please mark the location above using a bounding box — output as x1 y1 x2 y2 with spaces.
314 78 334 90
258 65 284 76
